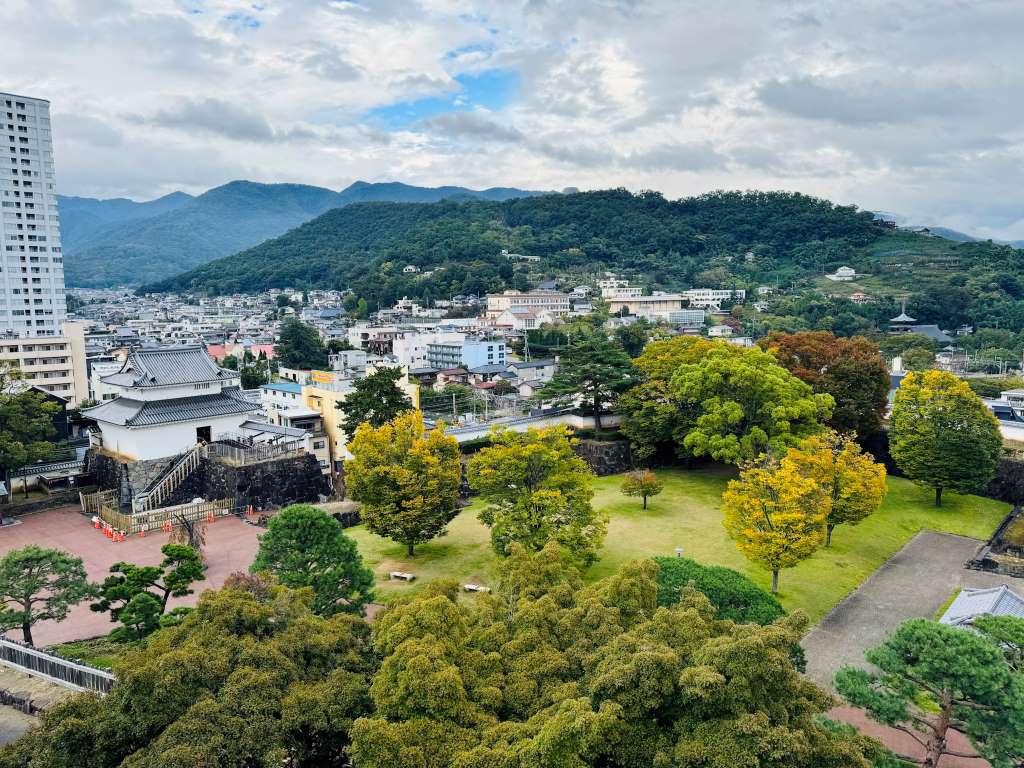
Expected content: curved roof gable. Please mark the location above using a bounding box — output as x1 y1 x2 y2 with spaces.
102 345 239 388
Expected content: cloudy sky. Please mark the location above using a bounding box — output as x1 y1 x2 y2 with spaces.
3 0 1022 238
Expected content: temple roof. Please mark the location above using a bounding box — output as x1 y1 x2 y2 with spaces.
101 345 238 388
83 387 258 427
890 311 916 323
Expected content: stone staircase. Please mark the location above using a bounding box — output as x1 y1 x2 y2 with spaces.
132 445 205 513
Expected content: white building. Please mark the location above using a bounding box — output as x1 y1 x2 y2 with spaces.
683 289 746 308
604 292 686 320
826 266 858 282
1 93 66 337
83 346 260 461
0 320 87 404
486 289 571 319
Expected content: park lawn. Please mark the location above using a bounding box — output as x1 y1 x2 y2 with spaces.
346 467 1009 623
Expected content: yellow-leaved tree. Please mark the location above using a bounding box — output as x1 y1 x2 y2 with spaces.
722 453 828 594
345 410 461 557
785 431 887 547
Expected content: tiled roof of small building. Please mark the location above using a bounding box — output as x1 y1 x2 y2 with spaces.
83 387 258 426
101 345 237 388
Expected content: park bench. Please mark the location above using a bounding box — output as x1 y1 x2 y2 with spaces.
463 584 491 593
389 571 416 582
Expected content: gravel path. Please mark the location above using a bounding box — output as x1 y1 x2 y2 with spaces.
803 529 1024 688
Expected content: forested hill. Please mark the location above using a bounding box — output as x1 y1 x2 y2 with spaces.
62 180 545 288
140 189 881 301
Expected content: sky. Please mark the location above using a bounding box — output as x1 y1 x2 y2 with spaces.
3 0 1023 239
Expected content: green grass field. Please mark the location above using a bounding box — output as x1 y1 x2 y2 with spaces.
347 467 1009 623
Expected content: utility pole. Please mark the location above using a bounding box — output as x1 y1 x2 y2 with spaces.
452 391 457 422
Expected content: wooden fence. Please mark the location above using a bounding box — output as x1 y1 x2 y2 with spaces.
0 638 114 694
97 498 234 536
80 488 117 516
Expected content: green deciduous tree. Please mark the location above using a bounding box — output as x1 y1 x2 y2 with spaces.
761 331 891 438
277 317 329 370
890 370 1002 506
619 338 833 465
0 361 59 504
345 411 461 557
0 546 97 645
468 426 605 564
902 346 935 371
653 555 784 625
671 342 834 464
0 575 375 768
836 618 1024 768
722 454 828 593
338 366 414 440
620 469 663 509
251 504 373 616
91 544 204 639
349 544 876 768
536 334 635 429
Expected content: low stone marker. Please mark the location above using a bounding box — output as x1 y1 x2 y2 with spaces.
389 571 416 582
463 584 491 593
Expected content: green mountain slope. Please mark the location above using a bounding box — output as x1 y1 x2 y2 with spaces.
141 188 878 299
62 180 545 288
57 191 193 251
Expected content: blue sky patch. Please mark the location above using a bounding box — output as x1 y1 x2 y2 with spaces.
365 68 518 129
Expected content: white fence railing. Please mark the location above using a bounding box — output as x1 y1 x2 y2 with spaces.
0 638 115 694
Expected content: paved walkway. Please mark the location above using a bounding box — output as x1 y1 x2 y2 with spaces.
803 529 1024 688
0 506 266 646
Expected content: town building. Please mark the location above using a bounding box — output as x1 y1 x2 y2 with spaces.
1 92 66 338
939 585 1024 627
0 320 87 403
485 289 571 319
604 292 685 320
682 288 746 309
82 346 261 461
826 266 858 282
667 309 706 328
426 338 506 370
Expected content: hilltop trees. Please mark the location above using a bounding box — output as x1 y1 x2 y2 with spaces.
0 546 96 645
345 411 461 557
276 317 329 370
760 331 890 438
468 426 605 564
252 504 374 616
890 371 1001 506
836 618 1024 767
338 366 413 440
536 334 635 430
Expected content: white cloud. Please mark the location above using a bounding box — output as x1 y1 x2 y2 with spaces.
1 0 1022 236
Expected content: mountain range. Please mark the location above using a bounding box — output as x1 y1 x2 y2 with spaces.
59 180 545 287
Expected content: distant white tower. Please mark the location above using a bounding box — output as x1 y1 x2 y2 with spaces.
0 92 66 337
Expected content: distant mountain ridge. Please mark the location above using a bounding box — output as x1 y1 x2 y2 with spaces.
60 180 546 287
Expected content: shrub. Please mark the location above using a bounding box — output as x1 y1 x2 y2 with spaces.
654 555 784 625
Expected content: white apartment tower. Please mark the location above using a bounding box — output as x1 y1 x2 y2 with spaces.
1 92 66 337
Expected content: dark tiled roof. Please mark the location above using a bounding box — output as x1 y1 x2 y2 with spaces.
101 345 237 388
508 358 556 369
84 387 259 426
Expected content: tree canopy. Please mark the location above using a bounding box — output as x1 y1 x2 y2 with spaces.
276 317 328 370
620 469 663 509
836 617 1024 767
349 544 877 768
721 453 828 593
0 575 376 768
889 370 1002 506
760 331 890 438
536 334 635 429
345 411 462 556
468 426 605 565
338 366 414 440
251 504 374 615
0 546 97 645
620 338 833 465
0 361 60 503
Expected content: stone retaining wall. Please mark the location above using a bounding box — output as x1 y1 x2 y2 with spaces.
573 439 633 476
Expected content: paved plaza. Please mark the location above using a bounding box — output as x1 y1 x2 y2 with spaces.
0 506 266 646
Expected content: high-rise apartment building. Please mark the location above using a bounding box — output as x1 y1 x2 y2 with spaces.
1 92 66 338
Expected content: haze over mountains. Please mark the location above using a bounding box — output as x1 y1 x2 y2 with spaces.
59 180 546 287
